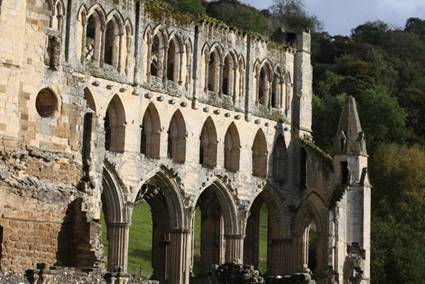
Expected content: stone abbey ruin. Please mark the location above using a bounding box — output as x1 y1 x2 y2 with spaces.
0 0 371 283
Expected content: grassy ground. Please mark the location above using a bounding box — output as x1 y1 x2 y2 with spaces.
101 204 269 278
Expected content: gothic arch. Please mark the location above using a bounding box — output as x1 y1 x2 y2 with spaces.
135 168 186 230
207 46 222 93
167 34 183 82
244 186 292 273
104 95 126 153
224 122 241 172
256 60 273 106
150 26 167 78
199 117 218 168
237 56 246 99
104 13 123 67
141 103 161 159
272 134 288 183
168 110 187 163
84 4 106 63
252 129 268 177
102 161 128 224
272 66 284 108
222 53 236 96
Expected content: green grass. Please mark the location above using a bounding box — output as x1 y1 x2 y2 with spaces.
101 202 153 278
101 204 269 277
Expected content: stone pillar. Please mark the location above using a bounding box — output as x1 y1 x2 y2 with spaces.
168 229 191 284
107 223 129 272
225 234 244 263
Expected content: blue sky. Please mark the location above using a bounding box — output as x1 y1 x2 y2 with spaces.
241 0 425 35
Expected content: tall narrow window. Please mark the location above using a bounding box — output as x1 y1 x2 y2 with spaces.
85 12 102 62
208 52 217 92
141 104 161 159
104 95 126 153
258 69 267 105
271 72 281 108
168 110 186 163
224 123 240 172
222 55 234 96
341 161 349 185
104 20 117 65
252 130 268 178
200 117 218 168
167 39 177 81
150 32 165 78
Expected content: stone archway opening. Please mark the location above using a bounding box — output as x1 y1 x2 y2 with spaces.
244 189 288 276
192 187 226 280
141 103 161 159
305 221 318 275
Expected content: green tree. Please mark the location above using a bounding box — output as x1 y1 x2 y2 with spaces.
270 0 323 32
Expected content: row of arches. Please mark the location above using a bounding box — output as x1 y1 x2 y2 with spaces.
94 92 289 180
100 167 326 281
142 25 192 90
77 4 133 74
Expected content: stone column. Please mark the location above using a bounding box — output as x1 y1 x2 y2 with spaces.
107 223 129 272
168 229 191 284
225 234 244 263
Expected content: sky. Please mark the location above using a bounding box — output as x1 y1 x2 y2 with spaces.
241 0 425 35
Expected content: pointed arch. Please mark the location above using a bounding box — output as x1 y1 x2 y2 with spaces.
192 179 239 274
207 47 222 93
272 134 288 182
150 27 167 78
84 5 105 62
104 95 126 153
199 117 218 168
237 56 246 99
224 123 241 172
183 38 193 89
257 60 272 106
103 11 124 67
244 186 291 273
141 103 161 159
168 110 187 163
167 35 182 82
252 129 268 177
222 53 236 96
52 0 65 31
272 66 284 109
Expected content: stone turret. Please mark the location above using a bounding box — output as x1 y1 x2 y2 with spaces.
334 96 367 156
331 96 371 284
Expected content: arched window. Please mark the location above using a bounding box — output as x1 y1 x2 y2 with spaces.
167 38 180 82
271 69 283 109
150 31 165 78
200 117 218 168
168 110 186 163
222 54 234 96
207 48 221 94
141 104 161 159
224 123 240 172
252 130 267 177
53 0 65 32
104 18 120 67
257 64 271 106
85 11 103 62
104 95 126 153
272 135 288 182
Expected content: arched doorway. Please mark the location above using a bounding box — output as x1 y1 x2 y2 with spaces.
129 171 186 283
244 188 288 275
191 182 239 281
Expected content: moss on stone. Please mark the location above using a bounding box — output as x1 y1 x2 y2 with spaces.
329 184 348 209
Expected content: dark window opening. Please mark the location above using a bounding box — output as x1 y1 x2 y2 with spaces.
140 126 147 155
82 112 93 172
104 110 111 151
104 21 115 65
